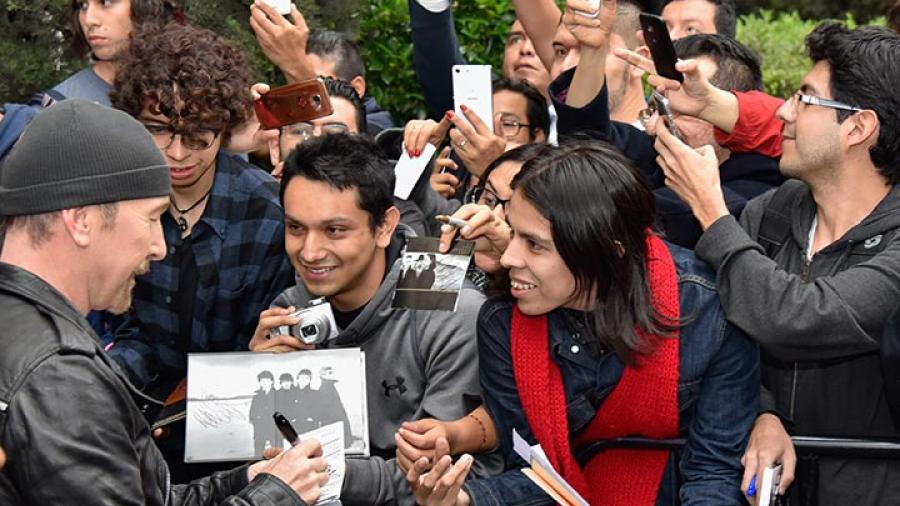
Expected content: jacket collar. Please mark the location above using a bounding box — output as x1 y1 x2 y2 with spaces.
0 263 86 326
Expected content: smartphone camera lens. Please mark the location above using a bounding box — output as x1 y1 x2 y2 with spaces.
312 94 322 110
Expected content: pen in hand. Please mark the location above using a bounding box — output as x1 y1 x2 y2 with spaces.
273 411 300 447
747 475 757 497
436 214 468 229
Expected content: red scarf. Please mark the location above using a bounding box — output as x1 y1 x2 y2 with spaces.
511 234 680 506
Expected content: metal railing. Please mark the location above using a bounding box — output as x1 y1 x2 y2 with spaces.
588 435 900 458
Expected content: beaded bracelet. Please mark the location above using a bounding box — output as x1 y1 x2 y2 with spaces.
467 413 488 449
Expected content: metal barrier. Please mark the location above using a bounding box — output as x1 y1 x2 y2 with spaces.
588 435 900 458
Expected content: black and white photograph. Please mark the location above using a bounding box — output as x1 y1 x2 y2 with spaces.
392 237 475 311
185 348 368 463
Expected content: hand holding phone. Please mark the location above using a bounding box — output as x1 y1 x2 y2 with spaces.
640 13 684 83
452 65 493 132
573 0 601 18
254 80 333 130
261 0 292 15
651 91 684 142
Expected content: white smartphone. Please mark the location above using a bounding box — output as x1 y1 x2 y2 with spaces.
452 65 493 132
261 0 292 15
758 464 783 506
575 0 601 18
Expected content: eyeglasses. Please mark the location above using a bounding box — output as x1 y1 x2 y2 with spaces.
142 123 219 151
496 113 530 139
788 93 862 114
281 122 350 142
466 185 510 210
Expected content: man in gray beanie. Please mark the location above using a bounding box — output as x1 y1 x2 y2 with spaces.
0 99 328 506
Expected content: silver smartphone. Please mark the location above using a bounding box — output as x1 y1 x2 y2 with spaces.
652 91 684 142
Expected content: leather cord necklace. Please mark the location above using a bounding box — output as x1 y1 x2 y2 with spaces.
171 188 212 232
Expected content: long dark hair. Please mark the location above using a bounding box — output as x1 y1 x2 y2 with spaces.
510 140 677 363
69 0 174 58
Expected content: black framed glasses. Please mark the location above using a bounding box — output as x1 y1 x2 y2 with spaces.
789 93 862 114
142 123 219 151
466 185 510 210
496 113 530 139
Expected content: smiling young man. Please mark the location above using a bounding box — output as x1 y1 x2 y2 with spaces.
105 23 293 481
249 133 500 505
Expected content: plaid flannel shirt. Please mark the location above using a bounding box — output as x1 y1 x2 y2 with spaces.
107 153 293 392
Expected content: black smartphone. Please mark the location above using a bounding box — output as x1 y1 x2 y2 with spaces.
639 13 683 83
273 411 299 446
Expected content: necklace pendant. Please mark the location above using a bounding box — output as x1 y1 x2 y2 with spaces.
177 216 188 232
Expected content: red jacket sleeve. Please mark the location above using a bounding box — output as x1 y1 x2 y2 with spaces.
714 91 785 158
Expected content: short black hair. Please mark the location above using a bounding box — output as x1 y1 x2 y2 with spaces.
279 373 293 383
321 76 367 134
297 369 312 377
806 22 900 184
662 0 736 38
257 370 274 381
492 78 550 142
281 133 395 231
674 34 762 92
307 31 366 82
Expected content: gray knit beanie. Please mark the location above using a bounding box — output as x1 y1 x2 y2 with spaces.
0 99 170 216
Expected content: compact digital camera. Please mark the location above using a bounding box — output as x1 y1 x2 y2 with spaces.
271 298 339 345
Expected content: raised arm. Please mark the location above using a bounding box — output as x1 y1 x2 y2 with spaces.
511 0 562 71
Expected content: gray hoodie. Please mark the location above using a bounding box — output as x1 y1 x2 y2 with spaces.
270 225 500 505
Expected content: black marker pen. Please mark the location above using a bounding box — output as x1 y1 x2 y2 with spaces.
273 411 300 446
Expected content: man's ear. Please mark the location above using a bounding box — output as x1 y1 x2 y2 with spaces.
59 207 92 248
630 45 652 79
350 76 367 99
845 109 880 152
375 206 401 248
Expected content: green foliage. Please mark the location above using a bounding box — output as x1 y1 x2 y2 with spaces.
737 0 892 24
736 10 887 99
0 0 893 124
0 0 85 102
356 0 515 123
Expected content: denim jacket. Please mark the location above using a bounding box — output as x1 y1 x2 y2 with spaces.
464 242 759 506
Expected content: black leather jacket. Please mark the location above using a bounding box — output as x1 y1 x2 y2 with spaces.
0 263 306 506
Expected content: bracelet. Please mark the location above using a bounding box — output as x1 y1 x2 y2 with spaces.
467 413 488 449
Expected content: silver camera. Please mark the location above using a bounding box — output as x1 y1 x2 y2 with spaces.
271 298 338 345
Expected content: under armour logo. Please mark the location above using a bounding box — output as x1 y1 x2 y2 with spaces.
864 235 883 249
382 377 407 397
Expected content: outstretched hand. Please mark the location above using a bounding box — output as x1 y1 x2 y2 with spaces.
406 437 473 506
614 48 740 130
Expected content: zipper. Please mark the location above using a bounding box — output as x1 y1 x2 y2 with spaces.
789 362 799 420
790 254 812 421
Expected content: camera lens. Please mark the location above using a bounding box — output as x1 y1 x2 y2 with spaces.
300 324 318 337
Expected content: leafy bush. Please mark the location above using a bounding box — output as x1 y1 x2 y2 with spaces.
0 0 891 124
737 10 886 99
356 0 515 123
